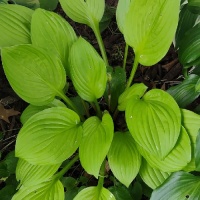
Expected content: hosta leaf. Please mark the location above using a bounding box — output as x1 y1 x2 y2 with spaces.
126 89 181 159
118 83 148 111
15 107 82 165
109 186 132 200
74 186 116 200
182 109 200 171
195 130 200 170
178 23 200 68
1 45 66 106
137 126 191 172
59 0 105 29
69 37 107 102
39 0 58 10
107 132 141 187
79 112 114 178
139 159 171 189
124 0 180 66
0 4 33 48
31 8 77 74
167 74 200 108
188 0 200 14
150 171 200 200
20 99 66 124
16 159 61 186
12 179 64 200
116 0 131 33
14 0 40 9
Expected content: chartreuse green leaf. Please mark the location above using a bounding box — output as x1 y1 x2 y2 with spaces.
118 83 148 111
0 4 33 48
195 130 200 170
12 179 64 200
124 0 180 66
1 45 66 106
182 109 200 171
79 112 114 178
20 99 66 124
69 37 107 102
31 8 77 74
126 89 181 159
59 0 105 30
150 171 200 200
74 186 116 200
15 107 82 165
16 159 61 186
137 126 191 172
107 132 141 187
116 0 131 33
139 159 171 189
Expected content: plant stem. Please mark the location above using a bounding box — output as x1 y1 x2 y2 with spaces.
183 68 188 78
123 44 129 70
54 154 79 180
93 24 109 66
126 56 139 90
97 159 106 195
93 99 102 119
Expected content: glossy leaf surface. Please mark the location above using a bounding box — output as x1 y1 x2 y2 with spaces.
2 45 66 106
150 171 200 200
124 0 180 66
12 179 64 200
79 112 114 178
16 107 82 165
74 186 116 200
69 37 107 102
126 89 181 159
16 159 61 186
0 4 33 48
31 8 77 73
137 126 191 172
107 132 141 187
139 159 171 189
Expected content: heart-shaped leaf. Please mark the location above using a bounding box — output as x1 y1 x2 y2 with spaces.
137 126 191 172
16 159 61 186
59 0 105 30
79 112 114 178
107 132 141 187
12 179 64 200
124 0 180 66
139 159 171 189
0 4 33 48
126 89 181 159
74 186 116 200
182 109 200 172
69 37 107 102
150 171 200 200
1 45 66 106
31 8 77 74
16 107 82 165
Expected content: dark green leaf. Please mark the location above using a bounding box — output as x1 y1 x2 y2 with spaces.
0 185 16 200
61 177 77 190
39 0 58 10
4 151 18 174
65 188 79 200
0 162 9 178
167 74 200 108
131 182 143 200
109 186 132 200
14 0 39 9
195 129 200 170
188 0 200 14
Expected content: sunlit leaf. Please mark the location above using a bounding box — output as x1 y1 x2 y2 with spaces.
139 159 171 189
0 4 33 48
107 132 141 187
74 186 116 200
16 107 82 165
12 179 64 200
31 8 77 74
1 45 66 106
124 0 180 66
79 112 114 178
150 171 200 200
69 37 107 102
126 89 181 159
16 159 61 186
137 126 191 172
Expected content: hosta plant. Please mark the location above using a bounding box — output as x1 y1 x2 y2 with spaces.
1 0 200 199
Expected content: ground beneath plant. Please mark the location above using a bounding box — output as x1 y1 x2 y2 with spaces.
0 1 185 199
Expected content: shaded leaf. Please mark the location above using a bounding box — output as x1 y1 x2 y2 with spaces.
188 0 200 14
14 0 40 9
109 186 132 200
80 112 114 178
124 0 180 66
39 0 58 10
195 130 200 170
2 45 66 106
0 185 16 200
16 107 82 165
